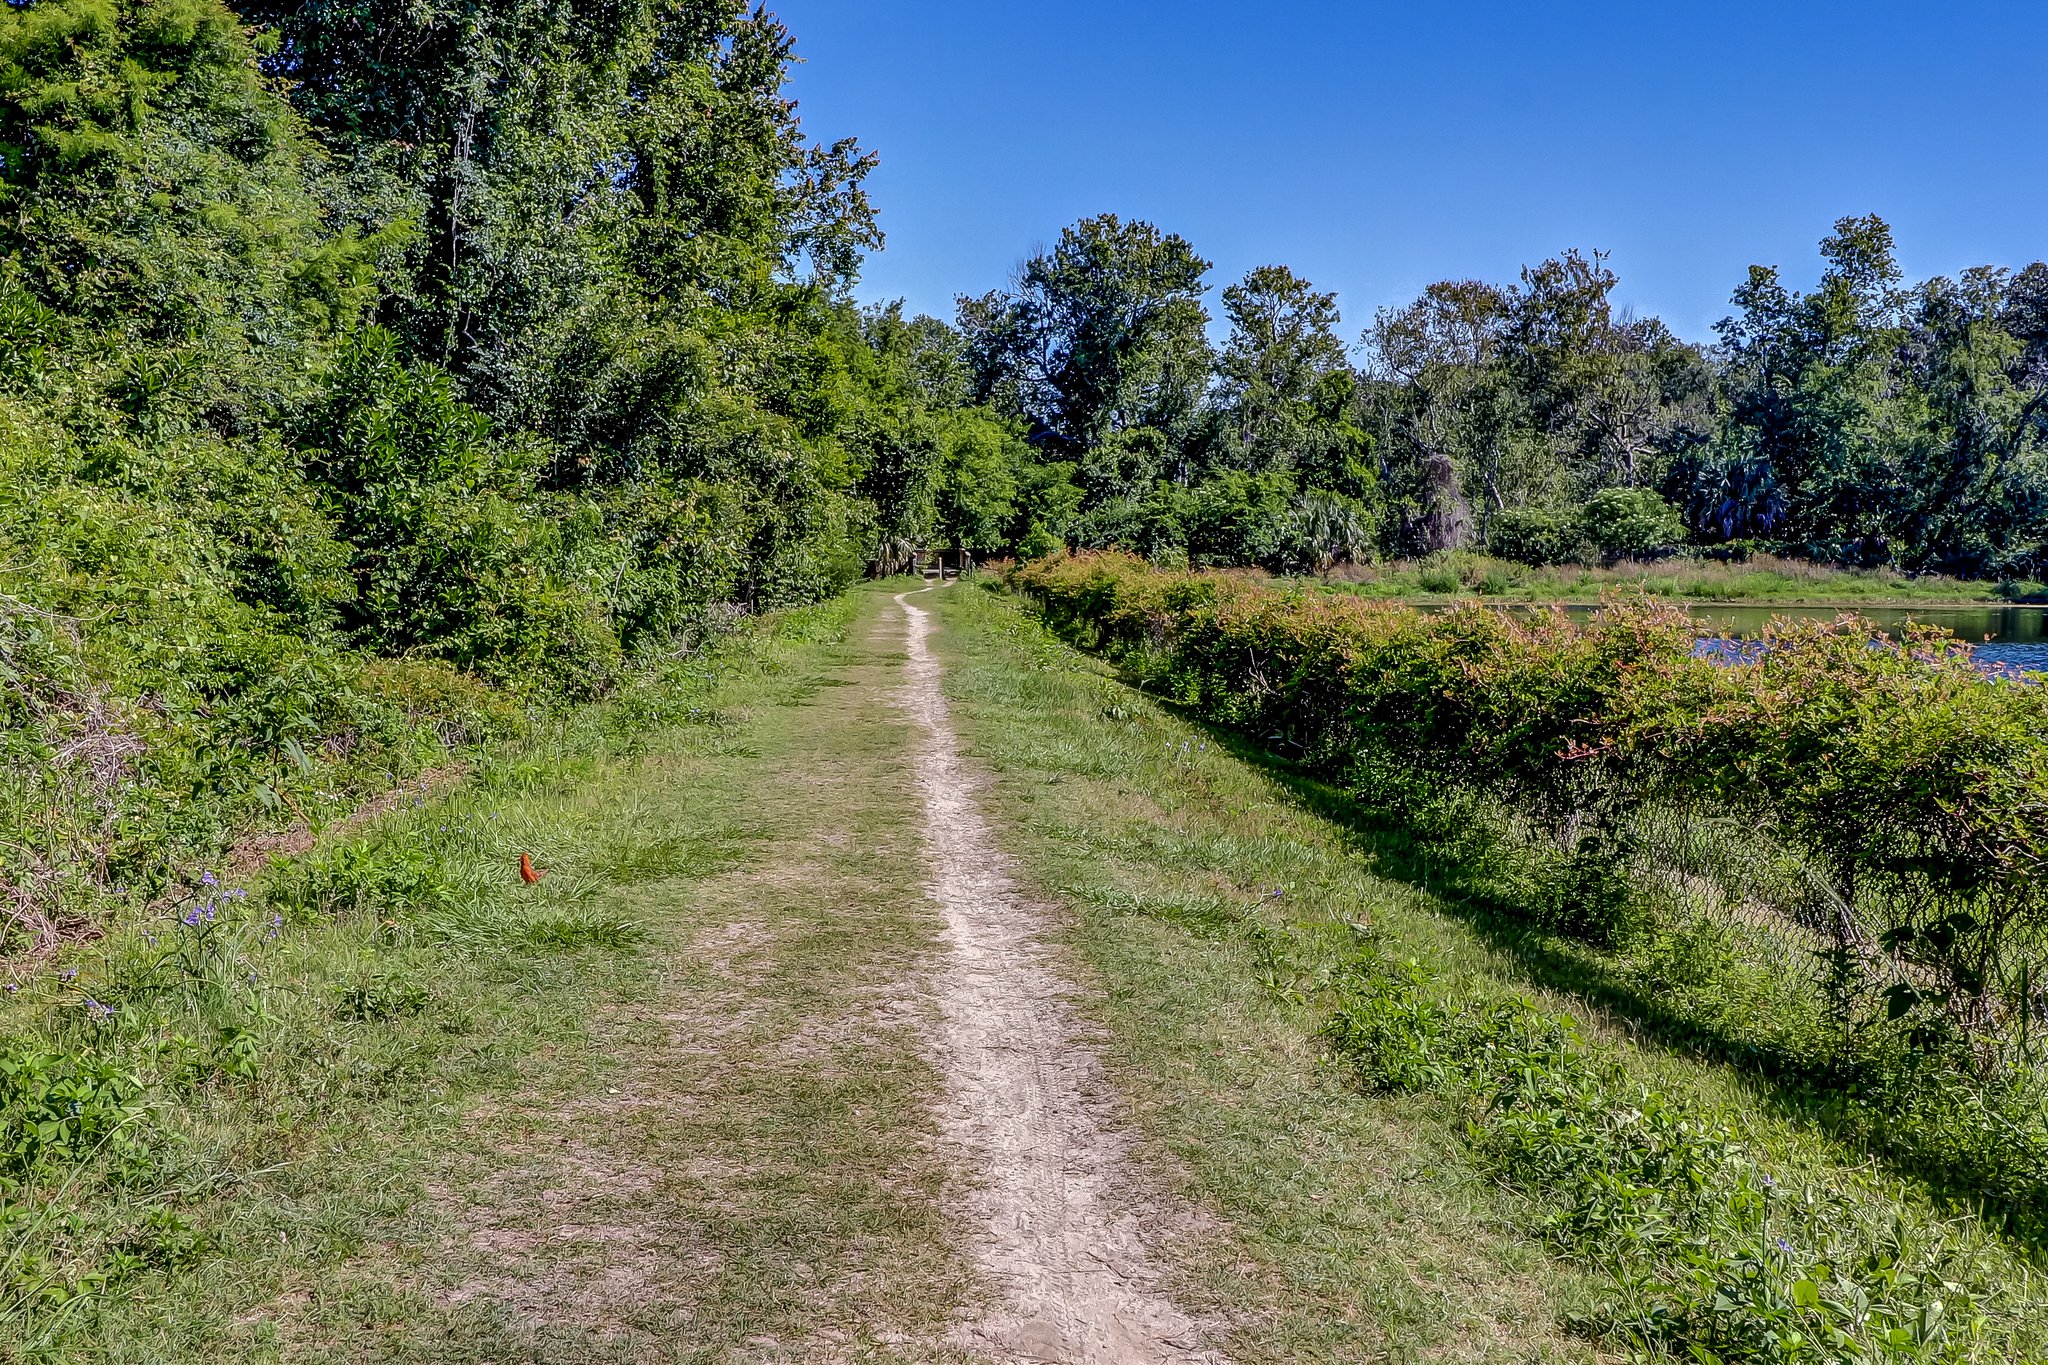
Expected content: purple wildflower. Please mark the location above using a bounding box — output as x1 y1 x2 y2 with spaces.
201 871 218 887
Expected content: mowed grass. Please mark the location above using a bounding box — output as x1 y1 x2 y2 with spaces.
923 583 1597 1362
4 589 974 1362
922 581 2048 1363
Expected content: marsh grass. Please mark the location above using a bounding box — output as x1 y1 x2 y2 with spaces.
1323 551 2033 604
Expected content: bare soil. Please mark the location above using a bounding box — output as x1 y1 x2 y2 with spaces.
897 587 1223 1365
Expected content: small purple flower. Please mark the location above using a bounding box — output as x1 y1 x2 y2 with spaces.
1775 1237 1792 1253
200 871 218 888
58 967 77 982
3 983 17 994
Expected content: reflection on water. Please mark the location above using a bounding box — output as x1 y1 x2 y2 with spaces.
1550 602 2048 672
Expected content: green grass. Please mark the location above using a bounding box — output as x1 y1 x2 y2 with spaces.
1319 551 2031 605
924 580 2048 1363
17 577 2042 1361
0 589 974 1362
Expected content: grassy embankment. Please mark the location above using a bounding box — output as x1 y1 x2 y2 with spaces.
1322 551 2036 605
932 578 2048 1363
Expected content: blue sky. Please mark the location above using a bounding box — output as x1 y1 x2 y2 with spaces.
771 1 2048 345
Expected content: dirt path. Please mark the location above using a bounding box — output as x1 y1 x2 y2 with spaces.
300 590 1227 1363
896 586 1222 1365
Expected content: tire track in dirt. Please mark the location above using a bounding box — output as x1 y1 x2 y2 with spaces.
896 586 1223 1365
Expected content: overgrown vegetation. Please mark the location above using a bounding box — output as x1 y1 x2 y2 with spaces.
1323 955 2031 1362
0 0 1042 941
932 581 2048 1363
1013 552 2048 1253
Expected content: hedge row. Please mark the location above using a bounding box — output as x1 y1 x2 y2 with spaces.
1012 553 2048 1047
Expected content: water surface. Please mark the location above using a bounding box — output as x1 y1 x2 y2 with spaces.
1551 602 2048 671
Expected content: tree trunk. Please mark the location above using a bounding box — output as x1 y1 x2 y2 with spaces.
1414 450 1474 553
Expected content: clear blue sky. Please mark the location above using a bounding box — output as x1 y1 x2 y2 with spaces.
772 1 2048 345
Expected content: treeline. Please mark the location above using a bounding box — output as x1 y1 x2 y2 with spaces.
932 213 2048 580
1 0 1020 681
0 0 1017 922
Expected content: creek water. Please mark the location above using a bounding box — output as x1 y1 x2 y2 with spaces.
1545 602 2048 671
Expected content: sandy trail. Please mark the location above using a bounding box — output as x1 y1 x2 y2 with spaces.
896 586 1221 1365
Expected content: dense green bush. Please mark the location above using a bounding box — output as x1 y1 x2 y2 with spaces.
1487 492 1687 567
1583 487 1687 560
1183 469 1297 568
1488 505 1593 566
1015 551 2048 1239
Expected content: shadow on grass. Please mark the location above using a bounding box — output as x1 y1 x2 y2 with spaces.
1139 688 2048 1258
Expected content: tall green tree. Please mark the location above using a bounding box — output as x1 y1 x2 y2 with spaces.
956 213 1212 492
1362 279 1515 551
1716 215 1908 561
0 0 384 411
1211 264 1370 491
1504 250 1714 495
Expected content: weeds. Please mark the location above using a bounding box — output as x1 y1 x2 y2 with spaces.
1319 952 2039 1362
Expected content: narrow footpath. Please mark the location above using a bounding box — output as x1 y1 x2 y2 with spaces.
897 585 1218 1363
345 585 1224 1363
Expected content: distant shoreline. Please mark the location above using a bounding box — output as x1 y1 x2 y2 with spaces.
1354 594 2035 610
